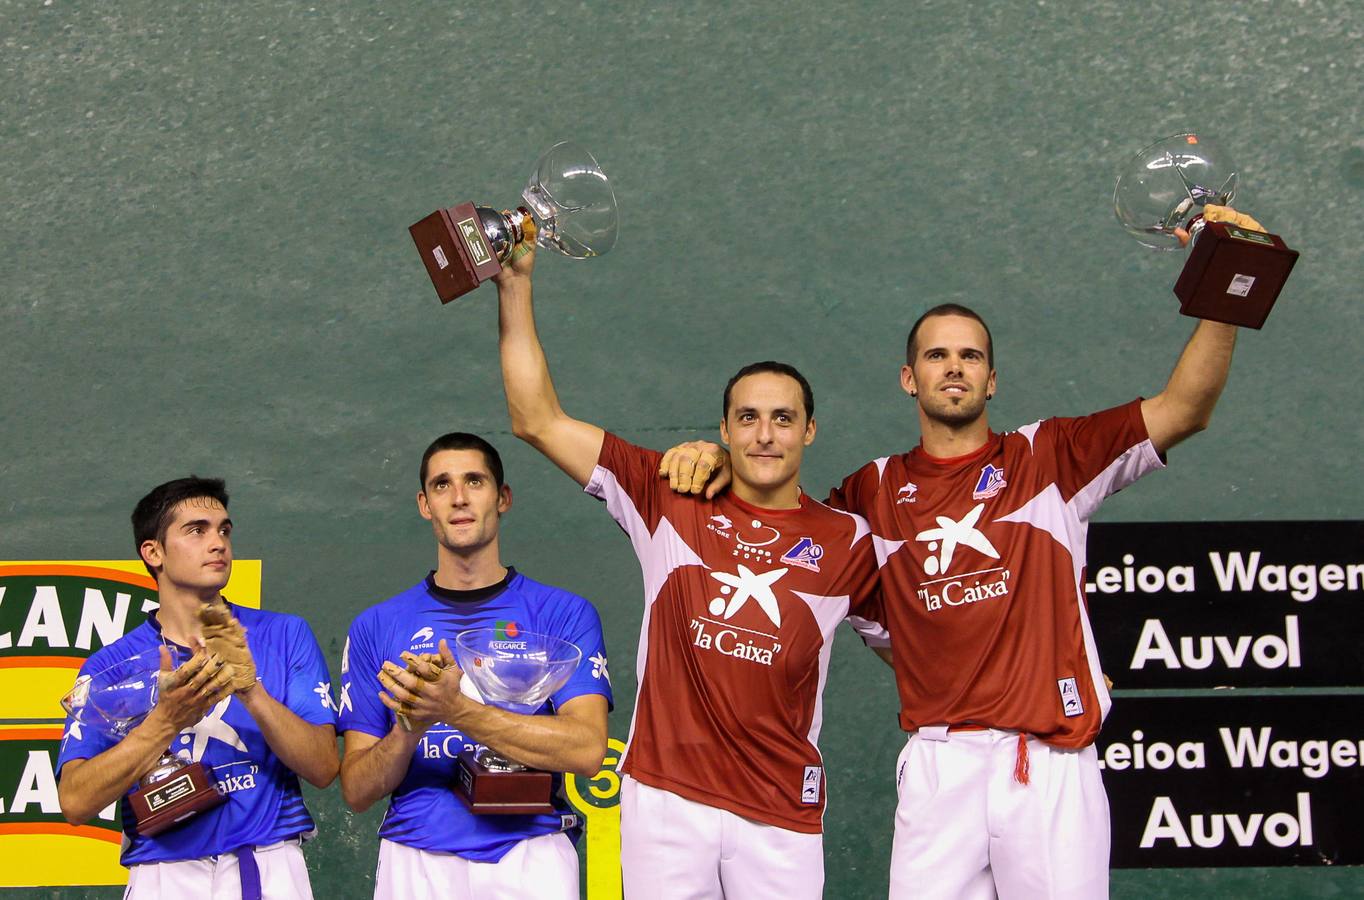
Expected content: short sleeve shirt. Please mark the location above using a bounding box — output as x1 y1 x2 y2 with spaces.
338 569 612 862
57 603 337 865
586 432 881 833
829 400 1162 748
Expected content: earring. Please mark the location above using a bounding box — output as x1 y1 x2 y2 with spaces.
910 390 918 397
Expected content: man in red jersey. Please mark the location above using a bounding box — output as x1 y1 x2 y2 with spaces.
492 237 887 898
661 206 1265 898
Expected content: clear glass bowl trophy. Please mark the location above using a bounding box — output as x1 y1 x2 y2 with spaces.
450 628 582 814
409 141 619 303
60 647 225 836
1114 133 1298 329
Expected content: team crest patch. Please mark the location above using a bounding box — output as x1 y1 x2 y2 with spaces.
801 766 823 804
1057 676 1084 717
972 464 1007 500
495 620 521 640
896 481 918 504
780 537 824 572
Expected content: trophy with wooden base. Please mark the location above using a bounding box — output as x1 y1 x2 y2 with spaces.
61 647 225 836
409 141 619 304
450 627 582 815
1114 132 1299 329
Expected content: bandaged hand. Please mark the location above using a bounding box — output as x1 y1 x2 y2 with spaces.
394 650 448 732
1177 204 1267 246
492 210 537 287
658 441 731 498
1202 204 1265 233
199 597 257 692
381 640 466 733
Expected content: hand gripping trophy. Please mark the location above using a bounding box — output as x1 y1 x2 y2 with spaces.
60 647 225 836
409 141 619 303
449 627 583 815
1114 132 1299 328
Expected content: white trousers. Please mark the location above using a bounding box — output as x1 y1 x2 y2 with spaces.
620 775 824 900
373 833 578 899
888 730 1109 900
124 839 312 900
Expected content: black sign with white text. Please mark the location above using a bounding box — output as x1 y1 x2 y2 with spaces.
1100 694 1363 867
1086 521 1363 688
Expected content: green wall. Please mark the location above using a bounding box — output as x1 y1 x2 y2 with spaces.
3 0 1361 896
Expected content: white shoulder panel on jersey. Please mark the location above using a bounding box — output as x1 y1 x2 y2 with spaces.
587 465 707 605
1015 420 1044 449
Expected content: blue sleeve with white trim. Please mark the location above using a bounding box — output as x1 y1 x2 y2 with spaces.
339 610 391 738
280 616 339 727
549 597 614 712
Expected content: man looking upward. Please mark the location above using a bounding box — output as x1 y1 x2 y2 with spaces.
493 238 886 898
338 433 612 899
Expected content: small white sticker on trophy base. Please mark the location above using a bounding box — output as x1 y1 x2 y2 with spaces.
432 245 450 270
1226 273 1256 297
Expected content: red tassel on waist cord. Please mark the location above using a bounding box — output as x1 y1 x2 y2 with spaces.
1014 733 1030 785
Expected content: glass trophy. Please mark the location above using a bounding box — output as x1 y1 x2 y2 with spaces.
60 647 225 836
1114 132 1298 329
409 141 619 303
449 627 582 814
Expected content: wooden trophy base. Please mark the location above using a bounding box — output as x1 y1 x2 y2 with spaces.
409 202 503 304
128 760 225 836
1173 219 1300 329
453 748 555 815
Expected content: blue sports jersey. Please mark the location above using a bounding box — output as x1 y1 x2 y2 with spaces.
339 568 612 863
57 602 338 866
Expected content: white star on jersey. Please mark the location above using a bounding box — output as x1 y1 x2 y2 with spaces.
915 502 1000 576
708 565 788 627
589 652 611 683
183 697 247 761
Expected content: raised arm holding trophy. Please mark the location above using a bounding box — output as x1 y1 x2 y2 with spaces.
409 141 619 304
1114 132 1299 327
651 136 1297 899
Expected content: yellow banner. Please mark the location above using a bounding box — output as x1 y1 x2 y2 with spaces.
566 736 626 900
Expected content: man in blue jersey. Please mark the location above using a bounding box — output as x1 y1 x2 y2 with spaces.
57 476 341 898
338 432 612 899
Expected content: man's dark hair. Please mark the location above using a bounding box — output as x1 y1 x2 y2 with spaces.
419 432 505 489
131 477 229 576
721 361 815 422
905 303 995 369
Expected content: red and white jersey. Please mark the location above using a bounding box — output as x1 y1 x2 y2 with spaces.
829 400 1162 749
587 433 883 833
